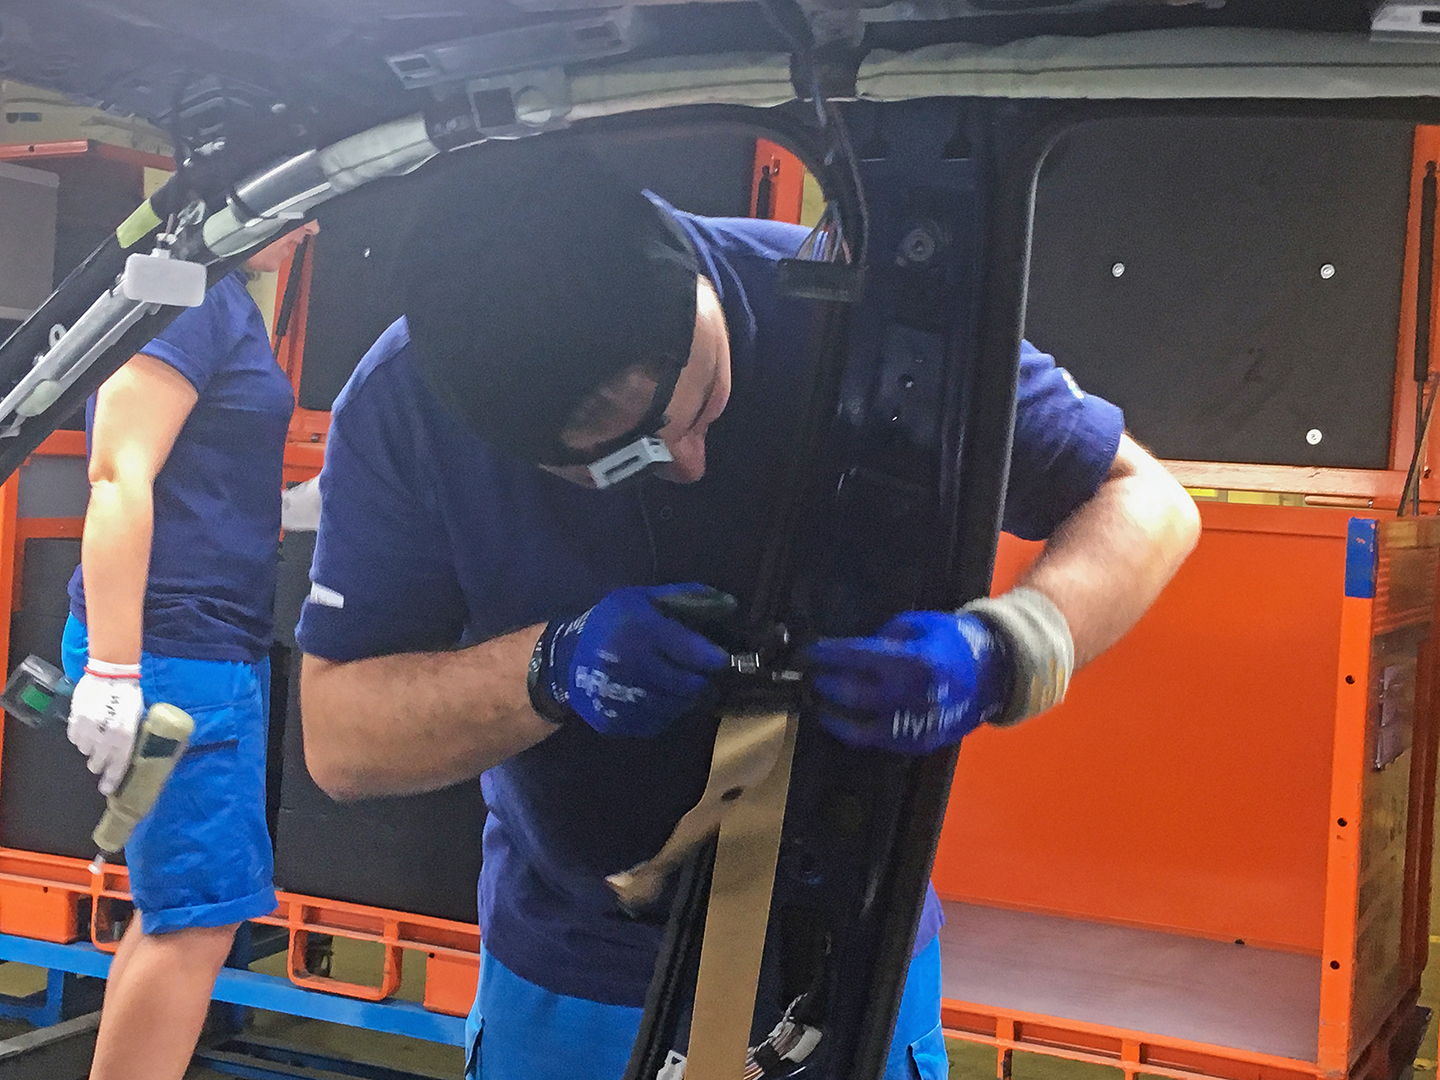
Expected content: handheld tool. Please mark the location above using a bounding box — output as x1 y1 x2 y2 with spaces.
1 655 194 862
650 591 802 687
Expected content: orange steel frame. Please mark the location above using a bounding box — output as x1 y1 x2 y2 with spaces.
936 509 1440 1080
0 441 480 1014
750 138 806 223
933 127 1440 1080
0 139 173 172
0 137 474 1012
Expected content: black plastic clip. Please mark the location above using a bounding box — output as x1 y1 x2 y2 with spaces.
777 259 864 304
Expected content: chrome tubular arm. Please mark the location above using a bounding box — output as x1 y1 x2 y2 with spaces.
197 115 438 259
0 287 149 436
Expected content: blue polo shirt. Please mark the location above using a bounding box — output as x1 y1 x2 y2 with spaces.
296 209 1124 1006
69 272 294 663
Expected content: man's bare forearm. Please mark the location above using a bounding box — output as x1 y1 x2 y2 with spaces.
1020 434 1200 668
301 624 558 800
81 478 152 666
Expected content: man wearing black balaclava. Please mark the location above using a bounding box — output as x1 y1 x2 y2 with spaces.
296 141 1199 1080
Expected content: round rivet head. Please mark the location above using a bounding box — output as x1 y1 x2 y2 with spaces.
1111 262 1126 278
515 88 554 127
1306 428 1323 445
1320 263 1336 280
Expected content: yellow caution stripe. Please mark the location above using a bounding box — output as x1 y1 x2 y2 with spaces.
115 199 162 249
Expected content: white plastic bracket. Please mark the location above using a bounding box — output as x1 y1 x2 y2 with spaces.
120 252 206 308
1372 2 1440 40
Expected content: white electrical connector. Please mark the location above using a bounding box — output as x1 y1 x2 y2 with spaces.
656 1051 687 1080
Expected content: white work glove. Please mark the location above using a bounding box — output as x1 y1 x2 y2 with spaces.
280 476 322 532
67 660 144 796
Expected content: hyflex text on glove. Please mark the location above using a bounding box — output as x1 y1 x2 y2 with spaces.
802 587 1074 755
528 584 733 738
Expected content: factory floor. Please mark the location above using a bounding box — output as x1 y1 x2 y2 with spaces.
182 812 1440 1080
0 820 1432 1080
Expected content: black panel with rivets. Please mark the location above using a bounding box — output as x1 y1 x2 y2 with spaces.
1026 117 1412 469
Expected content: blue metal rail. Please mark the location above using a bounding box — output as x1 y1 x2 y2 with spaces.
0 931 466 1046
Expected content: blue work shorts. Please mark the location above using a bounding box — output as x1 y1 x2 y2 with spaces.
464 935 949 1080
62 616 277 935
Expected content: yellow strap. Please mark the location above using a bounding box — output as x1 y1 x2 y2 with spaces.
115 199 162 250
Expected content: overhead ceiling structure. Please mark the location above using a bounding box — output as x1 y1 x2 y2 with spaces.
0 0 1399 152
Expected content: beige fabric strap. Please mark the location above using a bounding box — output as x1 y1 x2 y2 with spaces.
607 709 798 1078
685 710 798 1080
607 709 793 910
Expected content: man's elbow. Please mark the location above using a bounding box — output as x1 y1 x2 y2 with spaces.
304 733 368 802
1143 466 1201 584
1163 470 1202 559
1120 436 1201 567
299 657 367 801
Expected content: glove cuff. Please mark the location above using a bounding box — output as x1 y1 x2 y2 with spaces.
84 659 141 680
526 621 576 726
961 587 1073 727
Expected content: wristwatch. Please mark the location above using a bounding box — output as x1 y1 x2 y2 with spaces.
526 627 575 726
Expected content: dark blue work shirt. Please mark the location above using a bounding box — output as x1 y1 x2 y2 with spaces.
296 209 1124 1006
70 272 294 663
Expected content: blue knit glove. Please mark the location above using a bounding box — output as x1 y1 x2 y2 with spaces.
801 611 1013 755
532 584 733 738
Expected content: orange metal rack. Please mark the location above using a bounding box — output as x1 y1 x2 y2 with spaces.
936 508 1440 1080
927 126 1440 1080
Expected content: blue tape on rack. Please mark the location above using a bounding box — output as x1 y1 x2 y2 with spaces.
0 932 466 1045
1345 518 1379 599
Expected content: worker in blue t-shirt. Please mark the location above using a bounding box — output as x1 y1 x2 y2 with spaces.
295 146 1199 1080
63 221 318 1080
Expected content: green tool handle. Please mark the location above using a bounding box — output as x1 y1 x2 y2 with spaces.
92 703 195 854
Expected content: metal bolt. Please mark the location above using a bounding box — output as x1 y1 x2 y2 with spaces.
1306 428 1323 445
1111 262 1126 278
1320 263 1336 280
900 226 937 265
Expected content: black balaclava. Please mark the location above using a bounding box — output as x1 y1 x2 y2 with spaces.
402 141 700 464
